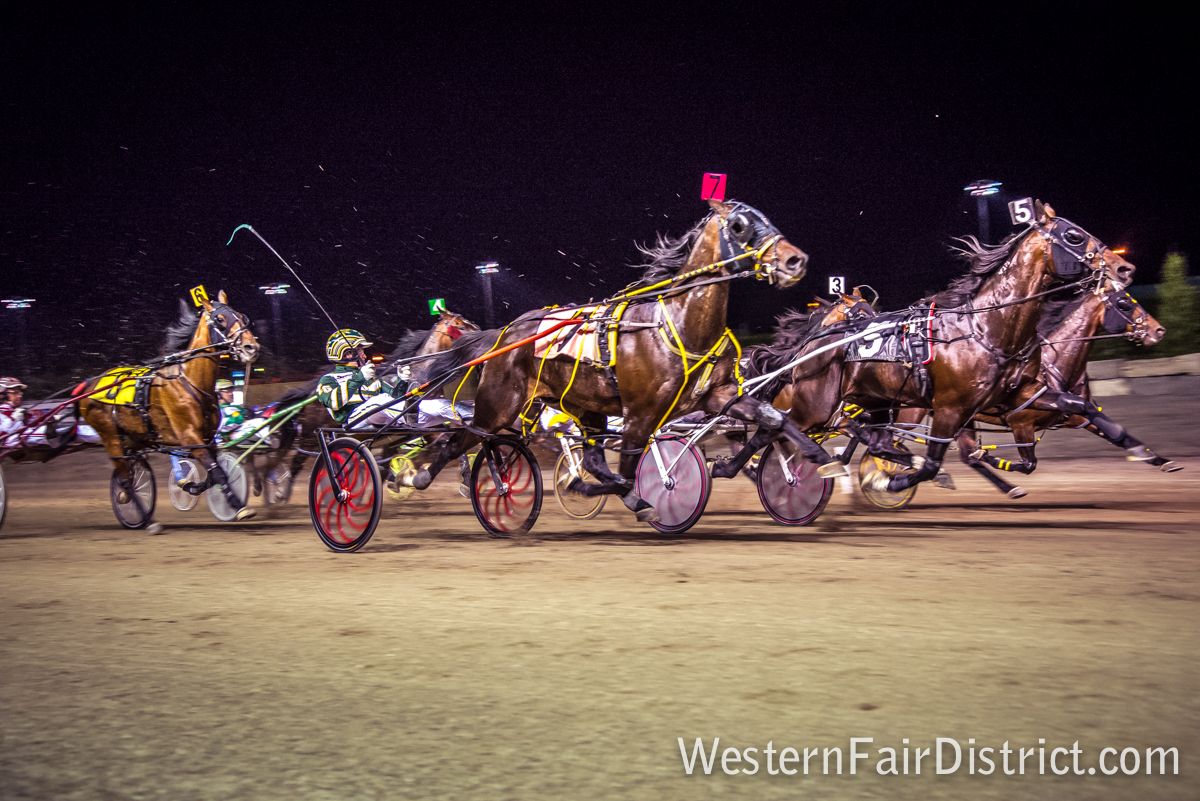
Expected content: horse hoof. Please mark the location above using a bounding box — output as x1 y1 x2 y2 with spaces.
1008 487 1028 499
457 483 471 498
635 506 660 524
234 507 256 522
817 461 848 479
1161 461 1183 473
933 471 957 490
862 472 892 493
412 470 433 491
146 522 164 535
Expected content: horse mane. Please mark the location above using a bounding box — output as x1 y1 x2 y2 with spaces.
626 215 711 285
161 300 199 354
928 232 1025 308
743 305 836 378
388 328 431 361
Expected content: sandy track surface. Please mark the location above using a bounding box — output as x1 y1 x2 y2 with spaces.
2 445 1198 800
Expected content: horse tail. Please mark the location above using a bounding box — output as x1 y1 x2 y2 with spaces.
420 328 504 382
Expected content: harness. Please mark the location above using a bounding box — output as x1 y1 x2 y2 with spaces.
98 304 250 452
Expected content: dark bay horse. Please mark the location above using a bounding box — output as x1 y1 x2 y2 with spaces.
900 287 1177 495
416 199 837 521
750 202 1135 496
78 291 260 530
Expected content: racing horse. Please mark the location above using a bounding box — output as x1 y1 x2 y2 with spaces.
77 291 260 530
744 201 1135 496
895 286 1176 496
416 199 839 522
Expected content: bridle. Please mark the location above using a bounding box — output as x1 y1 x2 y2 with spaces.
715 202 786 284
204 302 256 361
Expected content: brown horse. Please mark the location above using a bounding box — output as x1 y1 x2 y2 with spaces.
749 202 1135 496
416 199 834 522
898 287 1176 495
78 291 260 531
262 309 482 505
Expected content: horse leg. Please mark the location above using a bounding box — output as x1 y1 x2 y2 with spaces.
1070 409 1182 473
1028 390 1180 472
567 412 628 497
191 445 255 521
957 429 1027 498
613 418 659 522
704 387 846 479
870 408 959 493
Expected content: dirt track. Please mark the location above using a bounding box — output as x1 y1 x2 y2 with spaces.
2 439 1199 800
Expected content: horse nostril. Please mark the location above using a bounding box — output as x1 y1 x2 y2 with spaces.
786 253 808 272
1155 327 1165 338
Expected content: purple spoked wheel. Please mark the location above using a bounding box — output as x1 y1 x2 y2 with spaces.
756 440 833 525
635 435 710 535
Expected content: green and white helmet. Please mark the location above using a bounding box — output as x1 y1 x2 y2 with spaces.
214 378 235 392
326 328 372 362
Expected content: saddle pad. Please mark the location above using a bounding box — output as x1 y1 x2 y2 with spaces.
88 366 152 405
533 306 605 364
846 308 934 364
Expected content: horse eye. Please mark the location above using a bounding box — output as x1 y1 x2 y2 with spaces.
1063 229 1087 247
730 213 754 243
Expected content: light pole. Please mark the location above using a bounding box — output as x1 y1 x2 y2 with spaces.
258 283 290 372
963 179 1002 242
476 262 499 328
2 298 36 367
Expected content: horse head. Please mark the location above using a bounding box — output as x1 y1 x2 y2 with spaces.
1102 291 1165 346
434 309 481 344
199 290 260 363
705 199 809 288
1031 202 1136 290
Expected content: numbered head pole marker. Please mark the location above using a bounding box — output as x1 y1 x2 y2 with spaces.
428 298 447 316
190 285 210 308
1008 197 1035 226
828 276 847 295
701 172 727 202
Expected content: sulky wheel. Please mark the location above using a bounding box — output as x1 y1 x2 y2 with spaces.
110 455 157 529
635 435 710 535
206 451 250 522
168 458 202 512
309 437 383 552
756 440 834 525
470 436 542 537
856 452 919 511
553 444 607 520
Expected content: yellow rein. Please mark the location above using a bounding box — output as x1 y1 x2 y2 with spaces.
608 234 782 302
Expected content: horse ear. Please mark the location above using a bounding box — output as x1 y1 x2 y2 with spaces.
217 289 228 304
707 198 732 217
178 299 193 318
1035 200 1056 223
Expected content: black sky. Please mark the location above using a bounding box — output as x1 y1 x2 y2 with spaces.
1 6 1196 379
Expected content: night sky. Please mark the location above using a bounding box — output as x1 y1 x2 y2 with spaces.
2 7 1195 384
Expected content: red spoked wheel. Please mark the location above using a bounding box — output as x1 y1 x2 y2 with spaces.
635 435 711 535
309 437 383 552
470 436 543 537
756 440 833 525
